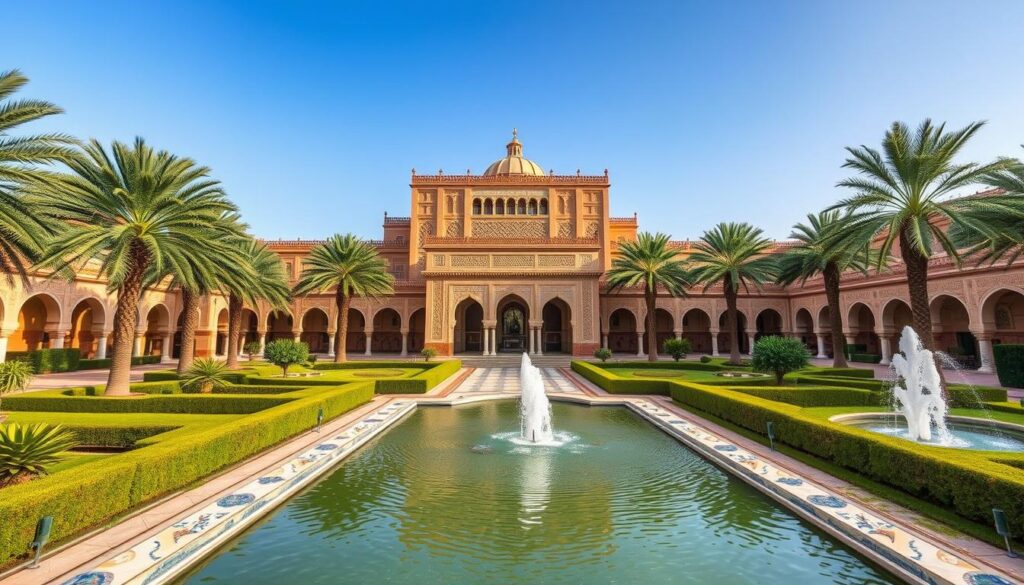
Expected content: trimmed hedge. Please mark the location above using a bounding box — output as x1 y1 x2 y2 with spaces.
4 384 292 414
77 355 161 371
66 425 177 447
572 361 672 395
668 380 1024 538
312 360 433 371
849 353 882 364
995 344 1024 389
729 385 884 407
7 348 81 373
375 359 461 394
0 382 374 567
600 360 725 372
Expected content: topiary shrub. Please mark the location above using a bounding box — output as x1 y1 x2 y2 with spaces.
751 336 809 385
662 338 691 362
849 353 882 364
593 348 612 362
263 339 309 377
994 344 1024 389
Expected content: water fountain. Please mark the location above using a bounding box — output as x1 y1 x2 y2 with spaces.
889 325 950 443
520 352 554 444
833 325 1024 451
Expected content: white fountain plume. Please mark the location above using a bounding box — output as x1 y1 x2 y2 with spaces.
890 325 951 443
520 352 554 444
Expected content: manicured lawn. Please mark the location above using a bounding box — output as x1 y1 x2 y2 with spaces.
603 367 769 382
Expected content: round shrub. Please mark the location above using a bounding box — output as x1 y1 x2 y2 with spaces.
662 338 691 362
699 355 712 363
263 339 310 377
594 348 612 362
751 335 810 385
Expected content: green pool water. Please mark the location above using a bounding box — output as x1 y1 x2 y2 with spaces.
176 402 897 584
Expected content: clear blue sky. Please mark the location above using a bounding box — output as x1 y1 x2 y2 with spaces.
5 1 1024 240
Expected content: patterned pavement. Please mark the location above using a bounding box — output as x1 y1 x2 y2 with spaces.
456 367 583 396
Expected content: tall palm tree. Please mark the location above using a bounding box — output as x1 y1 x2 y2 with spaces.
776 211 873 368
0 70 75 282
831 120 1010 355
293 234 394 363
949 153 1024 266
224 238 290 369
688 222 776 365
31 138 236 395
605 232 690 361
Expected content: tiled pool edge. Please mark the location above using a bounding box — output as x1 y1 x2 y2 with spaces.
58 400 417 585
56 392 1020 585
621 398 1020 585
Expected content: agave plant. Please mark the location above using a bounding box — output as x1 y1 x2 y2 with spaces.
181 358 231 394
0 423 78 486
0 360 33 416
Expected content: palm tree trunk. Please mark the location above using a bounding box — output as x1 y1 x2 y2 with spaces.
724 277 741 366
900 230 947 393
334 291 350 363
645 287 658 362
226 294 242 370
106 242 149 396
823 263 848 368
176 289 200 375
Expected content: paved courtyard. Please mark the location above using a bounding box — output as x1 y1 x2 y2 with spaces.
455 367 583 396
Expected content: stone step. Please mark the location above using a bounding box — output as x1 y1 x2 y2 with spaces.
456 354 574 368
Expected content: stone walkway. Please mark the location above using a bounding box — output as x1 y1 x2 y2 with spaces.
24 362 173 391
455 367 583 396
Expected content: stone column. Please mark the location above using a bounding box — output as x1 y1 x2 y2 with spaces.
258 332 267 356
96 334 109 359
710 330 720 356
133 333 145 357
400 331 409 357
601 334 608 349
0 330 9 363
815 333 827 358
636 333 645 357
745 331 756 355
293 332 300 343
327 333 336 358
674 330 682 340
878 334 892 366
975 334 996 374
161 333 174 363
536 327 543 356
50 330 67 349
488 327 496 356
528 326 536 355
364 333 372 356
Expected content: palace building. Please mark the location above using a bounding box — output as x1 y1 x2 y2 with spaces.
1 133 1023 372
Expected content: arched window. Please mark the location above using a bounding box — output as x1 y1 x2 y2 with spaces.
518 199 527 214
507 198 516 215
539 199 548 214
496 199 505 214
472 199 481 215
528 199 538 215
483 199 493 214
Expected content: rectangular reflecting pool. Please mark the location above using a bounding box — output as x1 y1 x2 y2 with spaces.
175 402 897 584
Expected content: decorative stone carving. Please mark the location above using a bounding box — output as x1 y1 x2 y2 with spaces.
538 255 574 267
418 221 435 240
582 282 594 342
472 220 547 239
584 220 600 238
433 255 445 266
494 255 535 268
430 281 444 338
445 219 462 237
451 255 489 268
557 220 574 238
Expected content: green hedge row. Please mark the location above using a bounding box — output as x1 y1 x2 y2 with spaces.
0 382 374 567
78 355 161 370
729 385 885 407
3 384 291 414
849 353 882 364
375 359 461 394
66 425 177 447
572 361 672 395
7 348 81 373
995 344 1024 388
667 380 1024 538
599 360 725 372
312 360 433 371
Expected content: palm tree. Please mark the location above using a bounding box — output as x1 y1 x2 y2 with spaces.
293 234 394 362
776 211 873 368
224 238 290 370
181 358 230 393
949 153 1024 266
0 70 75 282
688 222 776 365
605 232 690 361
831 120 1010 355
31 138 236 395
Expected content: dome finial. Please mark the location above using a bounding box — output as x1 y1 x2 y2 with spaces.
512 127 518 141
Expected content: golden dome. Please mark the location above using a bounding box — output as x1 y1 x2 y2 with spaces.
483 129 546 176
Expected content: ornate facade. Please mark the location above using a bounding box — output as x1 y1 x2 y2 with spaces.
1 133 1023 372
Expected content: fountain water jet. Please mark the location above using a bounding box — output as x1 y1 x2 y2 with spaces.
890 325 951 443
520 352 554 444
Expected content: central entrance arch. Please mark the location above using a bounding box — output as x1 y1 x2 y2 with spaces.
496 295 529 352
